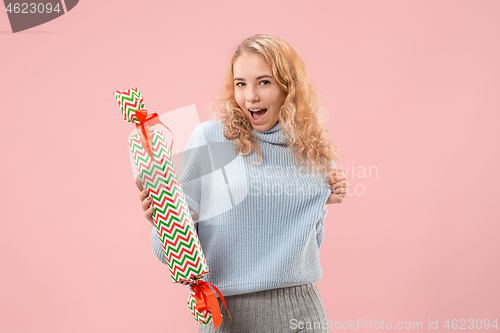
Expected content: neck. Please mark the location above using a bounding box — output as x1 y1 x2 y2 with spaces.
252 121 288 146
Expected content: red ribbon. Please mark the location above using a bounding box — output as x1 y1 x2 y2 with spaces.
190 280 232 330
134 109 173 159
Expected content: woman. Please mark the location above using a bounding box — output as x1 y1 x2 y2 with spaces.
140 34 346 332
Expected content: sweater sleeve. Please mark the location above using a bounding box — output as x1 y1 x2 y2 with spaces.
151 122 208 263
151 227 169 265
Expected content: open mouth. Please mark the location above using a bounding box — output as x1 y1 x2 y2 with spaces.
249 108 267 120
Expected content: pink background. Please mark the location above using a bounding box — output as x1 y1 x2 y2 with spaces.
1 1 499 332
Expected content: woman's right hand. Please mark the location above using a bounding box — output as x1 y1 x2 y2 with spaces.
137 176 155 227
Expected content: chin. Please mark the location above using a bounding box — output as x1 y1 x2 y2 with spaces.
251 123 269 132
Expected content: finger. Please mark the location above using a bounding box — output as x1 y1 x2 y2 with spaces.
333 187 346 201
139 189 148 201
328 174 338 185
333 184 347 194
331 175 346 184
332 180 347 190
329 180 346 190
142 195 152 212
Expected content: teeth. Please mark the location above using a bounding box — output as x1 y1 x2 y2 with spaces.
249 108 262 112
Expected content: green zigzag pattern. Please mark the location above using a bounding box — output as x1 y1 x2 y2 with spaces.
114 87 145 123
128 129 209 281
118 87 215 326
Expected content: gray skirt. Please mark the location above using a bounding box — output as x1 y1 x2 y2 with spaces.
198 282 330 333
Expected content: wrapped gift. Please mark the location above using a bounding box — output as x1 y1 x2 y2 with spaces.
113 87 230 329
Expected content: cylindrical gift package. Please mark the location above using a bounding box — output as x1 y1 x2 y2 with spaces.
113 87 230 329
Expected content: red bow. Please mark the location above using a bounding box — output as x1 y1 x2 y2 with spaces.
190 280 232 330
134 109 173 159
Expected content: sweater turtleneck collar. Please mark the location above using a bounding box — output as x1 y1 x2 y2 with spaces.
251 121 288 146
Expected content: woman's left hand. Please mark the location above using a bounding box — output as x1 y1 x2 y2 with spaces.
326 169 347 204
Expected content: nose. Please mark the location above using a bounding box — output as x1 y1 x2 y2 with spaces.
246 85 260 103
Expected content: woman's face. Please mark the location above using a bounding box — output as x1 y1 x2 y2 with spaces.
233 52 286 132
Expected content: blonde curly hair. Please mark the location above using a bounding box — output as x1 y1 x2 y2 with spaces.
208 34 343 175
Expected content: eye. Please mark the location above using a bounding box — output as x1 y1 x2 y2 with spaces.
260 80 270 85
235 82 245 87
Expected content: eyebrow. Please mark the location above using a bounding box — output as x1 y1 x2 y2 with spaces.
233 75 273 82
